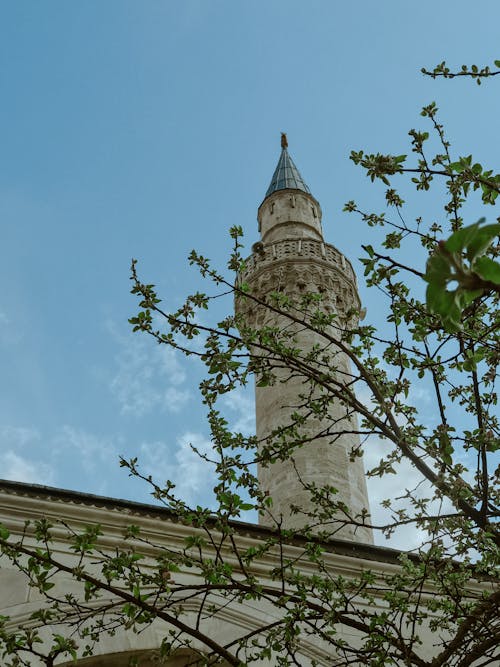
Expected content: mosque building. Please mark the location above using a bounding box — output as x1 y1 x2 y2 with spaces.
0 138 489 666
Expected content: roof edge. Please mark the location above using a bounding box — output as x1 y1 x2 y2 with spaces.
0 478 403 564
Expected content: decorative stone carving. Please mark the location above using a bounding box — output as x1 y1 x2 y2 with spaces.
236 166 372 543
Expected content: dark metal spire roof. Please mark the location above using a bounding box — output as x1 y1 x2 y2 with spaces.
264 133 311 199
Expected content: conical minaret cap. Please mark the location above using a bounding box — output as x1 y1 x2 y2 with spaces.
264 133 311 199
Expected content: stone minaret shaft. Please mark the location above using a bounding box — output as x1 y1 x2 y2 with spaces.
237 136 373 543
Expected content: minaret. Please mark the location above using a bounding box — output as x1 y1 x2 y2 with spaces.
236 135 373 543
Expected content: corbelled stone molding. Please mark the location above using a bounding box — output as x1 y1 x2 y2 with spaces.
237 239 361 328
240 237 358 286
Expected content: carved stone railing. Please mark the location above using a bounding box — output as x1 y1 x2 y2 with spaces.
239 238 357 286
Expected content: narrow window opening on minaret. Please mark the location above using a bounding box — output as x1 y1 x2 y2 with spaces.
311 205 317 218
290 195 296 207
270 202 275 214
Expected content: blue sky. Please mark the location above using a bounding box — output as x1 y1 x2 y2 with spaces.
1 1 499 546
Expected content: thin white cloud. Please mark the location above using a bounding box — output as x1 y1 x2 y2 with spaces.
2 450 55 485
0 425 54 485
365 441 428 550
0 425 40 447
52 425 120 477
354 368 481 553
163 386 190 413
0 425 55 484
106 321 191 417
221 388 255 436
358 386 426 551
364 434 460 553
157 347 187 385
139 431 217 507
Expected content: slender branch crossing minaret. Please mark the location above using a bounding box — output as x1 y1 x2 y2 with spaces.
237 135 373 543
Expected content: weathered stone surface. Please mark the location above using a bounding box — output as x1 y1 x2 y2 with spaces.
237 179 373 543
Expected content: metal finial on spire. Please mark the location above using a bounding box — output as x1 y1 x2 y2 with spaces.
264 135 311 199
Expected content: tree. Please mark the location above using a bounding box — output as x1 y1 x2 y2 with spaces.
0 63 499 667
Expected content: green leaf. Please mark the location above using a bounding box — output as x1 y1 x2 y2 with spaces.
455 286 483 309
462 358 475 372
0 523 9 540
438 430 454 466
473 256 500 284
443 220 499 262
444 220 484 254
449 161 465 173
365 244 374 258
464 223 500 262
424 252 451 285
240 503 254 511
426 282 450 314
426 285 462 332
